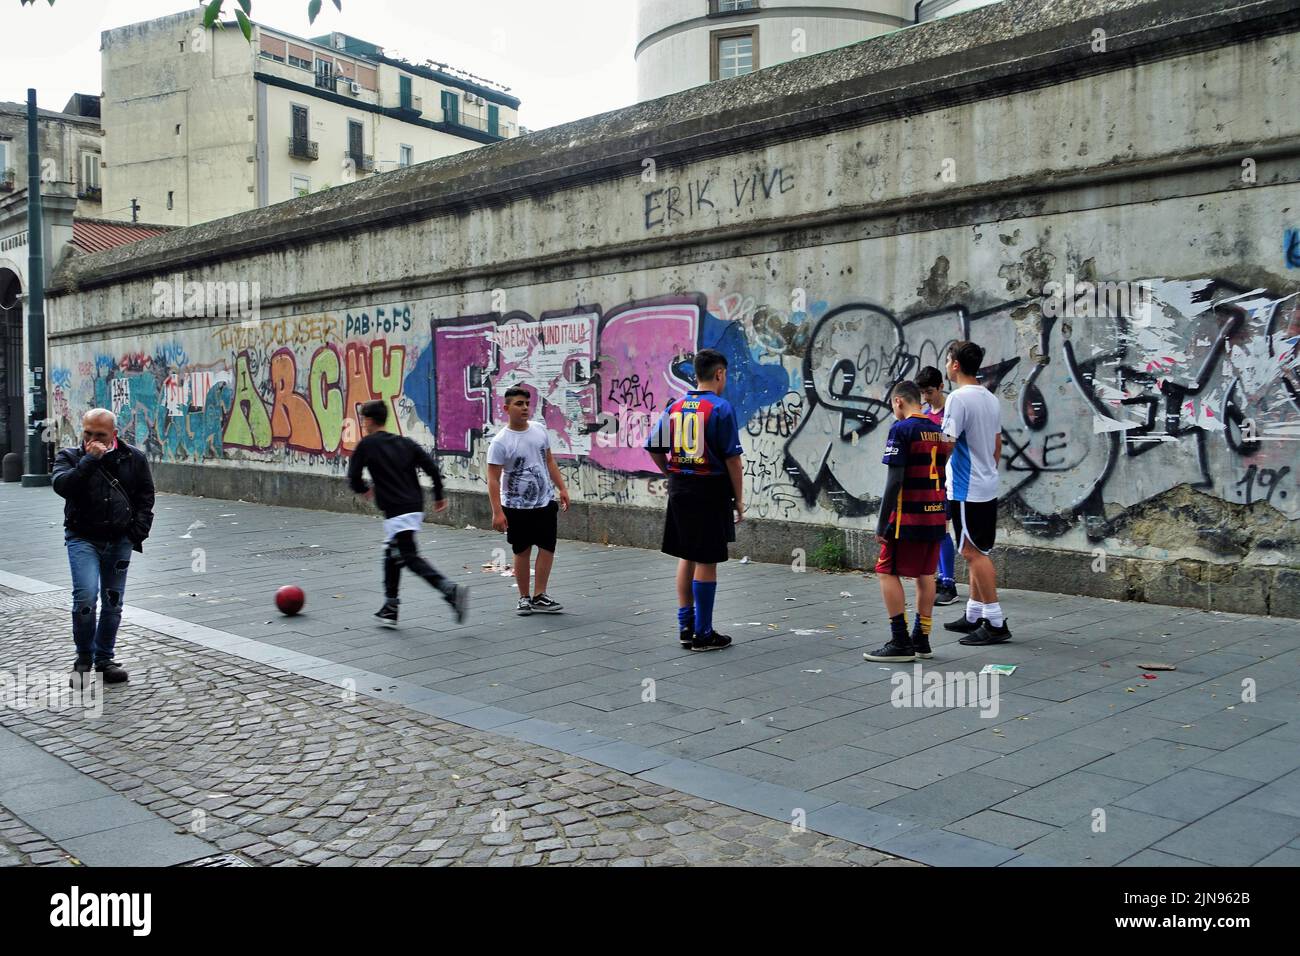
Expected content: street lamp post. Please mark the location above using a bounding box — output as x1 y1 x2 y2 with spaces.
21 88 49 488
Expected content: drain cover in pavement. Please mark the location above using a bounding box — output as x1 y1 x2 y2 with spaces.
179 853 252 867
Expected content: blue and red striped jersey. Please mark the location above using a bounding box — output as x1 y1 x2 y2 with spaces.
881 414 948 541
645 390 743 476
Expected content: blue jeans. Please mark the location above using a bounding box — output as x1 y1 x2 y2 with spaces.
938 532 955 587
65 532 133 665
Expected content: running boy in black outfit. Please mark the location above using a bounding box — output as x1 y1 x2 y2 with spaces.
644 348 745 652
348 400 469 627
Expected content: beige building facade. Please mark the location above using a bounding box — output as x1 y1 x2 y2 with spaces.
102 10 521 227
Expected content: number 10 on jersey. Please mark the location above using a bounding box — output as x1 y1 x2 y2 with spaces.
670 410 701 456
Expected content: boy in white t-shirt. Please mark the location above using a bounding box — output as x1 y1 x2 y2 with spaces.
487 387 571 615
940 340 1011 645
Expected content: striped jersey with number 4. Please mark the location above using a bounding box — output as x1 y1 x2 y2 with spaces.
645 390 743 476
880 414 948 540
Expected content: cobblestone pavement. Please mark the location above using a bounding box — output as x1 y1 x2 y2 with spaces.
0 606 914 867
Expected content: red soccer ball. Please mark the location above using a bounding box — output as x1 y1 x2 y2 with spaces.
275 585 305 616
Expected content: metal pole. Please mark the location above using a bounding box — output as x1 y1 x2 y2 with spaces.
21 88 50 487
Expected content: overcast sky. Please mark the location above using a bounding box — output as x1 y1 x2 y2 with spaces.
0 0 640 131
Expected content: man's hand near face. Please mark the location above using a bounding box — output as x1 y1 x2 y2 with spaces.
84 440 109 459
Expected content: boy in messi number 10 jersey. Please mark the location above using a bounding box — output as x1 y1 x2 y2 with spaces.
864 381 949 663
644 348 745 652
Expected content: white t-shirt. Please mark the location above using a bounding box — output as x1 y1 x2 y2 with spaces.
487 421 554 509
943 384 1001 502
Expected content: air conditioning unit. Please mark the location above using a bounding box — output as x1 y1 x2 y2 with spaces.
463 90 474 102
349 81 362 95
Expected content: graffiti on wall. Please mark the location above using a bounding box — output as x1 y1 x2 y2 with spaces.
404 294 791 474
783 279 1300 535
49 274 1299 549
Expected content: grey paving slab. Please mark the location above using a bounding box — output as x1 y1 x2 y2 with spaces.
1256 846 1300 866
1152 711 1285 750
0 775 117 814
1086 738 1222 785
992 771 1146 827
978 739 1121 791
20 796 158 841
727 780 836 820
747 745 897 791
862 743 1003 790
1117 849 1209 867
578 741 675 775
944 809 1057 849
654 720 783 760
1237 768 1300 818
877 826 1020 867
803 802 918 847
958 715 1081 755
638 760 765 807
1016 808 1189 866
58 820 215 867
1116 769 1264 823
809 774 913 810
1153 804 1300 866
1190 733 1300 785
702 747 794 779
873 773 1027 829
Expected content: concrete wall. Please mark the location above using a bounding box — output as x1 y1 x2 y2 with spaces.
45 0 1300 615
636 0 911 100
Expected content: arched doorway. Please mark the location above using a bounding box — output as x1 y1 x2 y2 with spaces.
0 268 22 461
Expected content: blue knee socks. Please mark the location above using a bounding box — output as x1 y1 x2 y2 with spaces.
692 580 717 637
938 533 955 587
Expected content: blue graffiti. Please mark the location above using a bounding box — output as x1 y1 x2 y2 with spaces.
699 311 791 428
403 336 436 437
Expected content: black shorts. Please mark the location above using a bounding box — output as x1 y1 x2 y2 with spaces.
662 473 735 564
503 501 559 554
949 498 998 555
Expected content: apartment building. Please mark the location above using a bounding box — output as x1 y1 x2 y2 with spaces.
0 95 104 218
102 10 523 227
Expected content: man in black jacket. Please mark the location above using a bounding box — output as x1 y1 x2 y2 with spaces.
347 400 468 628
51 408 155 684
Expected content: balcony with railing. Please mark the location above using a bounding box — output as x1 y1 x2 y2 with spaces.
314 71 336 90
77 184 102 201
446 112 505 138
347 152 375 173
0 169 15 192
397 93 423 116
288 136 319 161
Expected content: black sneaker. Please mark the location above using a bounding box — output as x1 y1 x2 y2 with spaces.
679 623 695 647
375 601 399 628
450 585 470 624
69 657 92 690
934 583 959 606
530 593 563 613
516 596 533 615
94 661 129 684
690 630 732 652
944 614 983 633
911 630 933 659
960 619 1012 646
863 638 916 663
